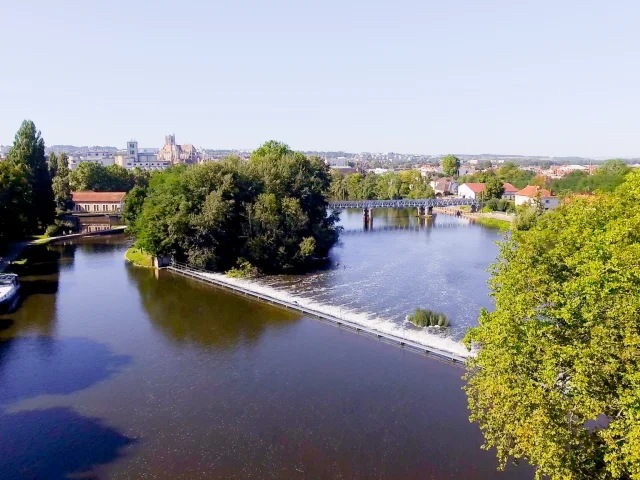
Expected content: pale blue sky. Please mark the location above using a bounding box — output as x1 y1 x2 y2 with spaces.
1 0 638 156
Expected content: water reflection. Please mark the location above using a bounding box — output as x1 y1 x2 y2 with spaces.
0 246 64 337
127 265 301 350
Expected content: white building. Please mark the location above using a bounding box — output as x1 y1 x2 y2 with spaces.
457 183 486 199
514 185 559 210
68 150 115 170
115 140 171 171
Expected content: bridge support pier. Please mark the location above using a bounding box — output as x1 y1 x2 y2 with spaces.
427 206 433 216
363 208 373 229
417 206 425 217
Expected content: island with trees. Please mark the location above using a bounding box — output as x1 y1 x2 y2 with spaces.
126 141 340 274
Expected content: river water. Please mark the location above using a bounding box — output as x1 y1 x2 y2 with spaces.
0 210 529 479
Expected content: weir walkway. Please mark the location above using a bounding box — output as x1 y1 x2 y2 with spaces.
166 261 467 365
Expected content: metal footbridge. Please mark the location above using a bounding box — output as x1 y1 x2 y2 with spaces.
328 198 478 209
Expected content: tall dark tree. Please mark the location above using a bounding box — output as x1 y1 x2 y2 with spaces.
7 120 55 230
48 152 59 178
52 153 72 211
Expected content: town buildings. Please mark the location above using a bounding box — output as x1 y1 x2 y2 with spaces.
71 191 126 213
114 140 170 170
514 185 559 210
68 150 115 170
157 134 200 164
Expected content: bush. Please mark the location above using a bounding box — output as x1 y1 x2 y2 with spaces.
408 308 450 328
485 198 515 212
226 258 259 278
45 219 76 238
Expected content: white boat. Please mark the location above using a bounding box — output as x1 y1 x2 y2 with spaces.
0 274 20 312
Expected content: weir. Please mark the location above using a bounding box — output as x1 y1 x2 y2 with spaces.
165 261 467 365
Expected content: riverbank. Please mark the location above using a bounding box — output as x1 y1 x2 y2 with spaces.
433 207 513 229
125 247 153 268
0 226 127 273
167 262 471 362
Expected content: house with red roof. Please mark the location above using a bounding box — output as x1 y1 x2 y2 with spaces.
514 185 559 210
502 183 519 200
457 183 486 199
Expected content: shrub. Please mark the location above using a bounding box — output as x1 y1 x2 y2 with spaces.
226 258 259 278
408 308 450 328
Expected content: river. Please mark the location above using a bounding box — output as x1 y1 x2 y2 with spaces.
0 210 529 479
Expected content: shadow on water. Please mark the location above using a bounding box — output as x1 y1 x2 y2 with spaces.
0 336 130 406
126 264 301 350
0 407 135 480
0 336 134 479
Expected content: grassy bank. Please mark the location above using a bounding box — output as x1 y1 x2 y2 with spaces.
474 217 512 230
125 247 153 268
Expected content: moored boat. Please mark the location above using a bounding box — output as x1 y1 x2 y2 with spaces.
0 274 20 313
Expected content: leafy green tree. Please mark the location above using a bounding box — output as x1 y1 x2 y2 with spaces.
346 173 364 199
330 171 349 200
70 162 135 192
484 176 505 200
0 162 31 248
7 120 54 230
465 171 640 479
496 162 535 189
441 154 460 177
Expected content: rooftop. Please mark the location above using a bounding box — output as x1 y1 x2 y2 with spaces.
72 191 127 202
516 185 554 198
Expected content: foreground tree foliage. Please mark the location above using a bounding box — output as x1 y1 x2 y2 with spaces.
464 171 640 479
132 141 339 273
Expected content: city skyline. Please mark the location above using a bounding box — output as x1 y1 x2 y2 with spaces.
1 0 639 157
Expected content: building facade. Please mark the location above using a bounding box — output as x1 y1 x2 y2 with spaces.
502 182 519 200
157 134 200 164
71 191 126 213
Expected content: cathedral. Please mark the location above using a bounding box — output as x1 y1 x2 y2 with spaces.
157 134 200 164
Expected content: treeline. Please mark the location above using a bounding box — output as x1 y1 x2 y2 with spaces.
458 162 535 189
330 170 434 200
69 162 150 192
127 141 339 274
548 159 631 196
